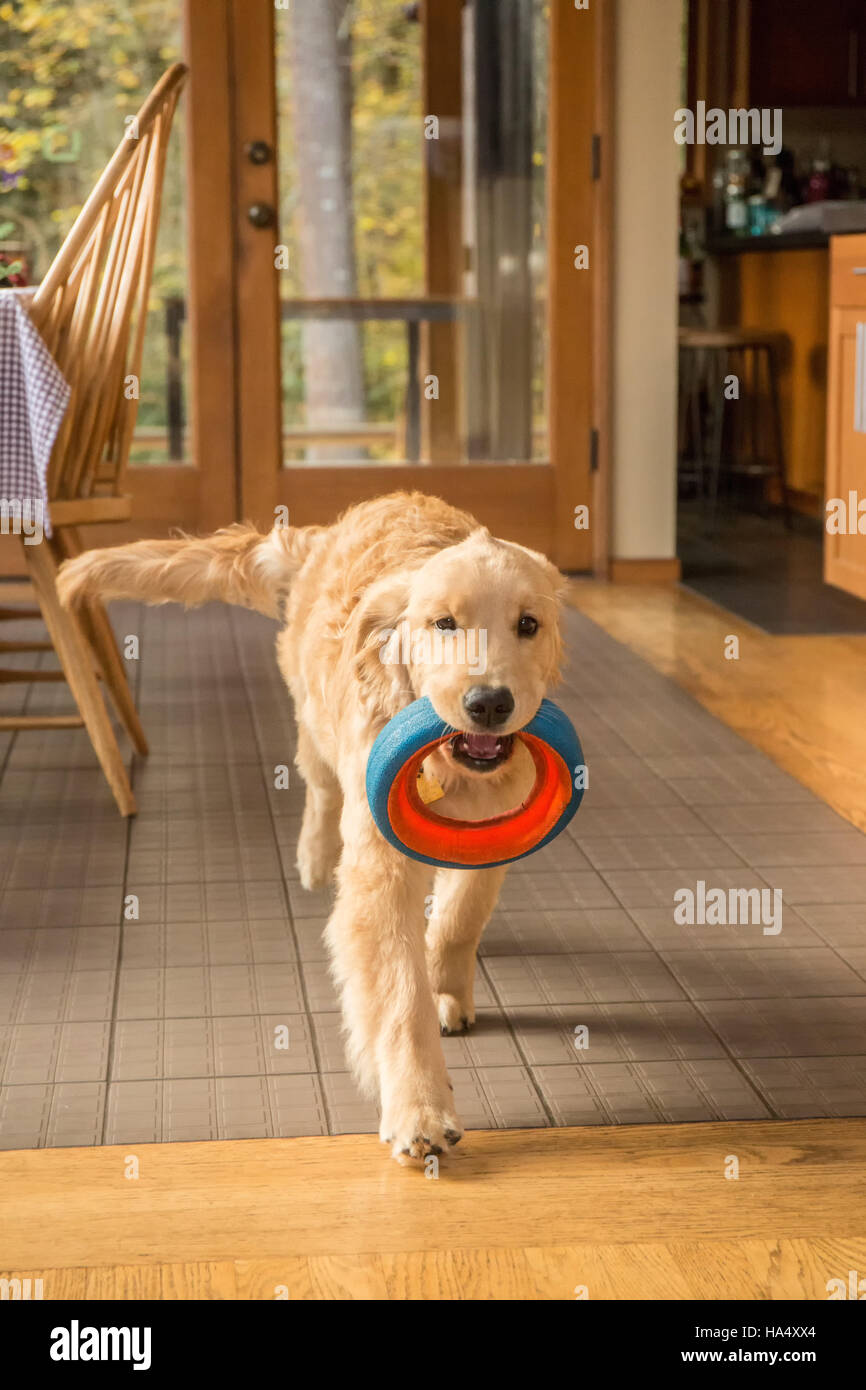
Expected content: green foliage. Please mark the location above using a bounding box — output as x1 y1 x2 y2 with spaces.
0 0 184 448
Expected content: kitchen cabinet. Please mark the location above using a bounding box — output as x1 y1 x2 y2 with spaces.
716 245 829 511
749 0 866 108
825 235 866 600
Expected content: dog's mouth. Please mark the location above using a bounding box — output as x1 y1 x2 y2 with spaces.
449 731 515 773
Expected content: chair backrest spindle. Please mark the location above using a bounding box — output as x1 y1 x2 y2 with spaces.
29 64 188 503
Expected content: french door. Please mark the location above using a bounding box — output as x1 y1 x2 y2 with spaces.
221 0 608 569
0 0 608 574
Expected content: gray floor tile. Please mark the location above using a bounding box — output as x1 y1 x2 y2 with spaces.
577 756 687 809
483 952 685 1006
498 870 619 912
320 1071 379 1135
602 866 772 909
741 1056 866 1118
115 963 305 1019
793 903 866 949
720 832 866 868
0 1021 111 1084
508 1000 726 1065
757 867 866 905
577 1059 770 1123
0 886 123 930
45 1082 106 1147
696 803 855 836
572 805 709 838
627 904 824 951
120 917 295 970
698 997 866 1057
664 948 866 1000
481 906 647 955
581 833 744 871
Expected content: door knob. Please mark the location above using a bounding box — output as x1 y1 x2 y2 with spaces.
245 140 272 165
247 202 275 229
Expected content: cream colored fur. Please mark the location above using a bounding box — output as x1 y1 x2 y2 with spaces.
58 492 565 1162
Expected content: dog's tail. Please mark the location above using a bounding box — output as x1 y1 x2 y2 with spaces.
56 523 323 619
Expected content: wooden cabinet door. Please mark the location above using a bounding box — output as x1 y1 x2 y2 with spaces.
825 305 866 600
750 0 863 107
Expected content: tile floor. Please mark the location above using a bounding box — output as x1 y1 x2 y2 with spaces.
1 599 865 1148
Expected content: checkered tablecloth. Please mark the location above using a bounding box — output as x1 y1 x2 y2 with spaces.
0 288 70 538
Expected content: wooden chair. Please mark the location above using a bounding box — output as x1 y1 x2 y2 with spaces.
0 62 188 815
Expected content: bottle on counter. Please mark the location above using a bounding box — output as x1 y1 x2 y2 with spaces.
678 172 705 297
724 149 749 234
711 164 727 235
806 157 832 204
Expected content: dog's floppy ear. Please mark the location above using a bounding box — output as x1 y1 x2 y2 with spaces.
499 539 568 600
350 573 414 719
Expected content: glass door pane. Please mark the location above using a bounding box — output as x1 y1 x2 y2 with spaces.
273 0 548 467
0 0 191 466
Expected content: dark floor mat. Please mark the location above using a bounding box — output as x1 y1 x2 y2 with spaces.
677 503 866 635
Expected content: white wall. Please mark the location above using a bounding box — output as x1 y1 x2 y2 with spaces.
611 0 682 561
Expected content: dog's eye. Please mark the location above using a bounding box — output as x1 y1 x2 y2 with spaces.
434 616 457 631
518 614 538 637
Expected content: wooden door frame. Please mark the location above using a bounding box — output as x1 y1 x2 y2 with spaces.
231 0 613 570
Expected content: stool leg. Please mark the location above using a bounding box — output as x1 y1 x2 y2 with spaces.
705 348 725 533
677 347 688 458
765 345 792 529
691 348 705 498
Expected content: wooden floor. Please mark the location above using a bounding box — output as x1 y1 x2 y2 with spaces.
568 579 866 834
1 1120 864 1299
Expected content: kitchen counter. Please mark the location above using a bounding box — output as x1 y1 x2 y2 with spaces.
708 231 830 254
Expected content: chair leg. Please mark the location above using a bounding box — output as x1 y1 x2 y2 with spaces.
23 540 136 816
77 597 149 757
52 530 149 756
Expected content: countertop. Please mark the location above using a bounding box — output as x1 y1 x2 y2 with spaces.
708 228 865 254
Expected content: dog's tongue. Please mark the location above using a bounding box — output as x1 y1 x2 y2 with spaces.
462 733 500 760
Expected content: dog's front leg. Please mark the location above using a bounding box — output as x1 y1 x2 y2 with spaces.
426 866 507 1035
325 782 463 1161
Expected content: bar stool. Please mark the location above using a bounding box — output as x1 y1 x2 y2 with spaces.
678 326 791 530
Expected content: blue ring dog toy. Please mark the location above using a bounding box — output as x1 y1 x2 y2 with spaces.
366 696 585 870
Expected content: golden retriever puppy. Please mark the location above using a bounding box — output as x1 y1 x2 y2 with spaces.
58 492 565 1161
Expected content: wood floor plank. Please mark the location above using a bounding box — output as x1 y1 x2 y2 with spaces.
566 581 866 833
1 1122 863 1288
234 1255 389 1301
5 1237 866 1299
379 1247 538 1301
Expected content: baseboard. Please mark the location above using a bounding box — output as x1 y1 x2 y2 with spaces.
608 557 682 585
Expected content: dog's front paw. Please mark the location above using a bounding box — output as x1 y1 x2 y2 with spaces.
436 992 475 1036
380 1101 464 1163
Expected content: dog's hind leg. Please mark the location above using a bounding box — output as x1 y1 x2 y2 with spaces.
426 866 507 1035
294 719 342 891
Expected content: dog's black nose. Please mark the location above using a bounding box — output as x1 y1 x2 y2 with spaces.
462 685 515 729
